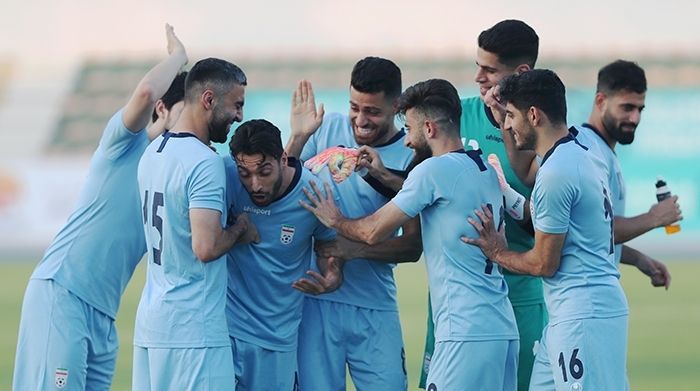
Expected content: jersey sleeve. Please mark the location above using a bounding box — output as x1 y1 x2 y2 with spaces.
187 155 227 213
391 160 436 218
97 109 145 160
532 165 578 234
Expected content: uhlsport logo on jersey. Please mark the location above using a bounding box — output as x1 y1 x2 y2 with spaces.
55 368 68 389
280 224 295 244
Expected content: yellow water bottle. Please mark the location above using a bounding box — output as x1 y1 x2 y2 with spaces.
655 176 681 234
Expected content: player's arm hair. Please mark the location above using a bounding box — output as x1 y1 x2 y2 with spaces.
122 38 187 133
190 208 246 262
493 229 564 277
333 202 413 247
346 216 422 263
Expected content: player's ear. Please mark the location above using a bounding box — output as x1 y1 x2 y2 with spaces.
515 63 531 75
154 100 166 119
528 106 540 126
594 92 607 112
201 90 215 110
280 151 288 166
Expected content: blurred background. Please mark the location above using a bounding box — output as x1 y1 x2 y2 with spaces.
0 1 698 389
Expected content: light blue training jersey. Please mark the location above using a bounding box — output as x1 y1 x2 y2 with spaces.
531 131 628 326
31 110 148 319
392 149 519 342
300 112 414 311
135 131 230 348
224 156 336 351
572 124 625 264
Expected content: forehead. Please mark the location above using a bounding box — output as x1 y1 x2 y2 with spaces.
607 90 646 105
349 87 391 109
476 48 508 70
235 152 274 170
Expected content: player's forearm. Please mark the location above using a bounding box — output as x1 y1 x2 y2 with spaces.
124 50 188 131
194 222 246 263
285 134 312 158
619 244 643 267
352 234 422 263
333 216 392 247
373 169 405 193
493 248 558 277
614 214 656 244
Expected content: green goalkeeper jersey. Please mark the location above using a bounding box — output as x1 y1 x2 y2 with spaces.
460 96 544 306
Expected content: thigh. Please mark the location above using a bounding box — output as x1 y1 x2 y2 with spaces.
512 302 547 391
545 316 628 391
232 337 297 391
13 279 89 391
297 298 345 391
426 339 515 391
132 346 151 391
149 347 235 391
85 308 118 391
346 307 406 391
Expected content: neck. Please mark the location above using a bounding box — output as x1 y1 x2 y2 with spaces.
587 110 617 150
430 135 465 157
170 106 210 145
536 124 570 158
273 164 296 202
370 124 400 147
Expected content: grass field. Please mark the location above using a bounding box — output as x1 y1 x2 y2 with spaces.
1 260 699 390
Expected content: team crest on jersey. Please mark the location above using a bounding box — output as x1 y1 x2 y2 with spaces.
280 225 295 244
55 368 68 389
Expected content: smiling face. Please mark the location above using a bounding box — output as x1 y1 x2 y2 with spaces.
503 102 536 151
403 108 433 163
599 90 645 145
208 84 245 144
474 48 518 100
235 152 285 206
348 87 396 147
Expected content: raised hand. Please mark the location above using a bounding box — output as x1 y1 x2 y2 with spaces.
165 23 187 61
300 181 343 229
291 80 325 138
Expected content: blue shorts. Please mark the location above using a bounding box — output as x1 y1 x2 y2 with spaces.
132 345 234 390
529 315 628 391
13 278 117 391
297 298 407 391
425 339 518 391
231 337 298 390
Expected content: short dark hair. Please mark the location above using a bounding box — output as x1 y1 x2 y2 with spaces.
350 57 402 100
151 72 187 123
397 79 462 134
478 20 539 68
499 69 567 125
229 119 284 161
184 58 247 103
597 60 647 95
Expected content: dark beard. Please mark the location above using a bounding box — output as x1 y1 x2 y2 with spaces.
602 113 636 145
407 144 433 172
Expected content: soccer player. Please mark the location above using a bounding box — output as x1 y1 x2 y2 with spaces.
420 19 546 391
302 78 519 390
134 58 257 390
224 119 341 390
463 69 629 391
287 57 422 390
573 60 679 287
12 24 187 391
